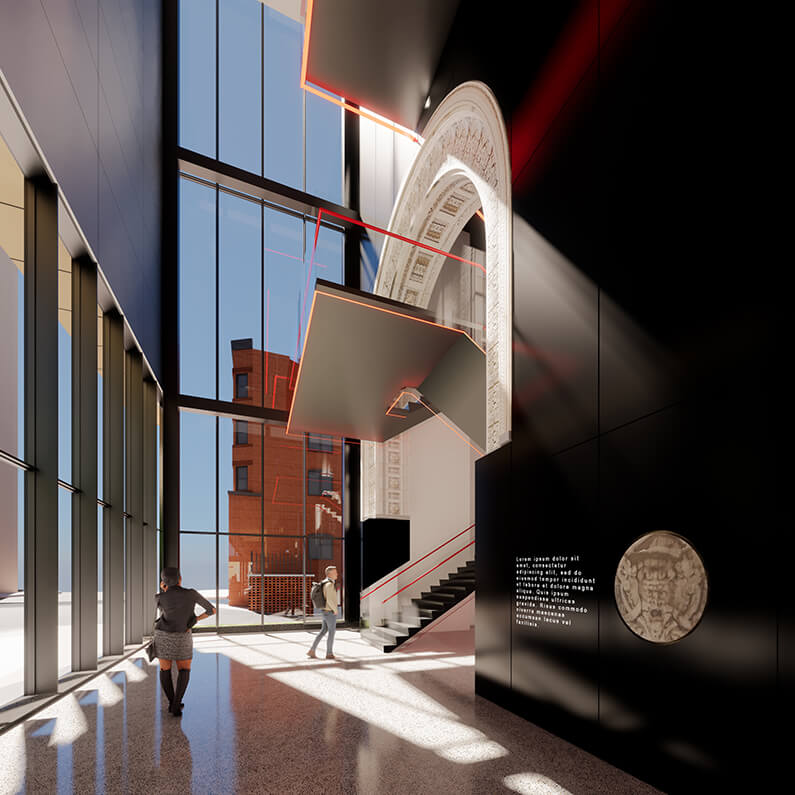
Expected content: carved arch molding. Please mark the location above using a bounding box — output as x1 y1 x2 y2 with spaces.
362 82 512 520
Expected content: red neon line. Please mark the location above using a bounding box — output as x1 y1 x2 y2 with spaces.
286 291 318 436
272 475 280 504
318 208 486 274
300 0 313 89
385 390 410 418
360 524 474 600
382 540 476 604
475 209 484 221
265 288 270 395
295 217 322 365
272 374 290 409
303 83 421 143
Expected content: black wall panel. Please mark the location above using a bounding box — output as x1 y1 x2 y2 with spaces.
474 443 512 692
0 0 161 378
428 0 787 791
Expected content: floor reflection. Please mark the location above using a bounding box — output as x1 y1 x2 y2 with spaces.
0 630 659 794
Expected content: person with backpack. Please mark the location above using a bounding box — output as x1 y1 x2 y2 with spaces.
307 565 339 659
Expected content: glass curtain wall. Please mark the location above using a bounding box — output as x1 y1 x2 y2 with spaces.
57 239 73 675
180 415 344 628
178 0 349 632
0 133 26 706
179 0 343 203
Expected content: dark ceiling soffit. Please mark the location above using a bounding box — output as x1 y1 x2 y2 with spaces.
178 394 288 425
307 0 461 132
178 148 361 227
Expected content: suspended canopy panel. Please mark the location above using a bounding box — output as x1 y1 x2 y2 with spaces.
287 281 485 448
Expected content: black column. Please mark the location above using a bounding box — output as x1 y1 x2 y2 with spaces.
143 379 158 622
343 441 361 625
23 176 59 694
125 350 144 643
103 310 124 655
343 101 361 291
71 257 98 671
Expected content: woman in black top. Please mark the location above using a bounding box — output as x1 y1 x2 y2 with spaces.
155 566 215 716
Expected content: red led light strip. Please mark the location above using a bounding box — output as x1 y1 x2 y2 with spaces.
382 539 476 604
360 523 474 600
301 0 421 144
318 208 486 275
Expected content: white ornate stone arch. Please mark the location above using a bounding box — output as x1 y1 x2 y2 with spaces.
362 81 512 520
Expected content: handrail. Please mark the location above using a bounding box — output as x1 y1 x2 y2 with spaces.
360 523 474 600
382 539 475 604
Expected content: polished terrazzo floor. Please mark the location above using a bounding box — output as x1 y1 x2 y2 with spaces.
0 629 660 794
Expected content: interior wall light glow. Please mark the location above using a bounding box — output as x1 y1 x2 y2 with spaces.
301 0 423 144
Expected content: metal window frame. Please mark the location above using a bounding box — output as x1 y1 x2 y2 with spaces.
71 257 98 672
23 176 60 695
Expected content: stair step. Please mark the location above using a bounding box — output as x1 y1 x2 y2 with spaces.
431 583 467 593
360 629 396 652
372 625 410 642
387 620 422 636
413 597 447 609
421 590 456 602
418 607 443 619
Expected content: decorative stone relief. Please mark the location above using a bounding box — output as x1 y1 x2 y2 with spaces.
615 531 708 644
363 81 512 518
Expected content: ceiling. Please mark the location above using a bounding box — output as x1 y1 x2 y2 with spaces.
306 0 461 132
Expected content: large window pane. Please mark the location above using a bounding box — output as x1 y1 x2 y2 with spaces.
179 178 217 399
263 207 303 408
0 466 24 707
179 0 216 157
261 536 307 624
58 488 72 677
299 220 343 358
180 412 216 532
97 305 103 500
263 6 303 189
263 423 303 536
219 191 262 404
220 534 262 627
179 534 217 625
58 241 72 483
219 0 262 173
306 86 342 203
0 133 24 460
97 504 103 659
219 417 261 534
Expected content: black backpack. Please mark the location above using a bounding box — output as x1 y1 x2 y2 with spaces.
310 578 328 610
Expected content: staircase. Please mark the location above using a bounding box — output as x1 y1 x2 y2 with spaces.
361 559 475 652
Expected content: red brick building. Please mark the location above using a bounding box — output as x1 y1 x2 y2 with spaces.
227 339 343 619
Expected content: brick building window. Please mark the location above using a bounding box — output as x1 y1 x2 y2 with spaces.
307 433 334 452
307 470 333 495
235 465 249 492
234 420 248 445
235 372 249 399
308 534 333 560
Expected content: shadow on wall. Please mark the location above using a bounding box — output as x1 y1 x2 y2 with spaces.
512 212 677 455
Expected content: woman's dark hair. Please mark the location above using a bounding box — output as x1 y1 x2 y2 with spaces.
160 567 181 587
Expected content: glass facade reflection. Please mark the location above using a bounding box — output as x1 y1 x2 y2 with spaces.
180 415 344 628
178 0 342 203
177 0 348 632
1 133 25 707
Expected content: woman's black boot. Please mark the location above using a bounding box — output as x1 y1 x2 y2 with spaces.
172 670 190 716
159 669 175 710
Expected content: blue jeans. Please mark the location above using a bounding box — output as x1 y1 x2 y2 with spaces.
310 609 336 655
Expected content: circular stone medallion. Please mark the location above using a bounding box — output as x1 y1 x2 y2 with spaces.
614 531 707 643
